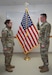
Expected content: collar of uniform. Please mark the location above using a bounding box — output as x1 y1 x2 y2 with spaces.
6 26 11 30
41 21 47 26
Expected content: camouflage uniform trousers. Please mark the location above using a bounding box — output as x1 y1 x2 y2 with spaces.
3 47 13 67
40 42 49 66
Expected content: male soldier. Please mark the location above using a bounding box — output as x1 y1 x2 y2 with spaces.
37 13 51 72
1 19 15 72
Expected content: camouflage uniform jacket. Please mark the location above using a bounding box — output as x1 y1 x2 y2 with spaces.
1 27 15 49
37 22 51 45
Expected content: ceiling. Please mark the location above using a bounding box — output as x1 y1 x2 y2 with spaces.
0 0 52 6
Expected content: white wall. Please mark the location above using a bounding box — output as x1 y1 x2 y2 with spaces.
0 4 52 53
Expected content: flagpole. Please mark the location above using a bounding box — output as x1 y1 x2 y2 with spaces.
24 2 31 61
25 2 29 37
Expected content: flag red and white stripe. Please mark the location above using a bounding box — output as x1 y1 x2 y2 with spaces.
16 25 39 54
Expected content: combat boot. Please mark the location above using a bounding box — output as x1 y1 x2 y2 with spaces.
39 65 44 69
40 66 49 73
10 65 15 68
6 66 13 72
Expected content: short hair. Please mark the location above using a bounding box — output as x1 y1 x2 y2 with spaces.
4 19 11 25
40 13 47 18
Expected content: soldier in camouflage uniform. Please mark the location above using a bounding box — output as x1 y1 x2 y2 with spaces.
1 19 15 72
37 13 51 72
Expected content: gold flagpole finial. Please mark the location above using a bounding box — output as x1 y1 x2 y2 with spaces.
25 2 29 7
25 2 29 12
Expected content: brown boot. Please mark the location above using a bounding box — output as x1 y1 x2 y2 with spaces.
39 65 44 69
10 65 15 68
6 66 13 72
40 66 49 73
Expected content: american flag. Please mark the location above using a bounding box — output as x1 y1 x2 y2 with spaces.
16 9 39 54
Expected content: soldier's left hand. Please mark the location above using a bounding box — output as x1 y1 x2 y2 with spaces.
41 45 45 48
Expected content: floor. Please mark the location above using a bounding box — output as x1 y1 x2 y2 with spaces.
0 53 52 75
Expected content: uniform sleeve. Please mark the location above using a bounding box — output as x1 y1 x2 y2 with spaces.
1 30 8 48
43 24 51 43
37 22 40 30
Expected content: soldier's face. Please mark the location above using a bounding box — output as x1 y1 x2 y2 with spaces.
7 21 12 28
40 16 46 23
